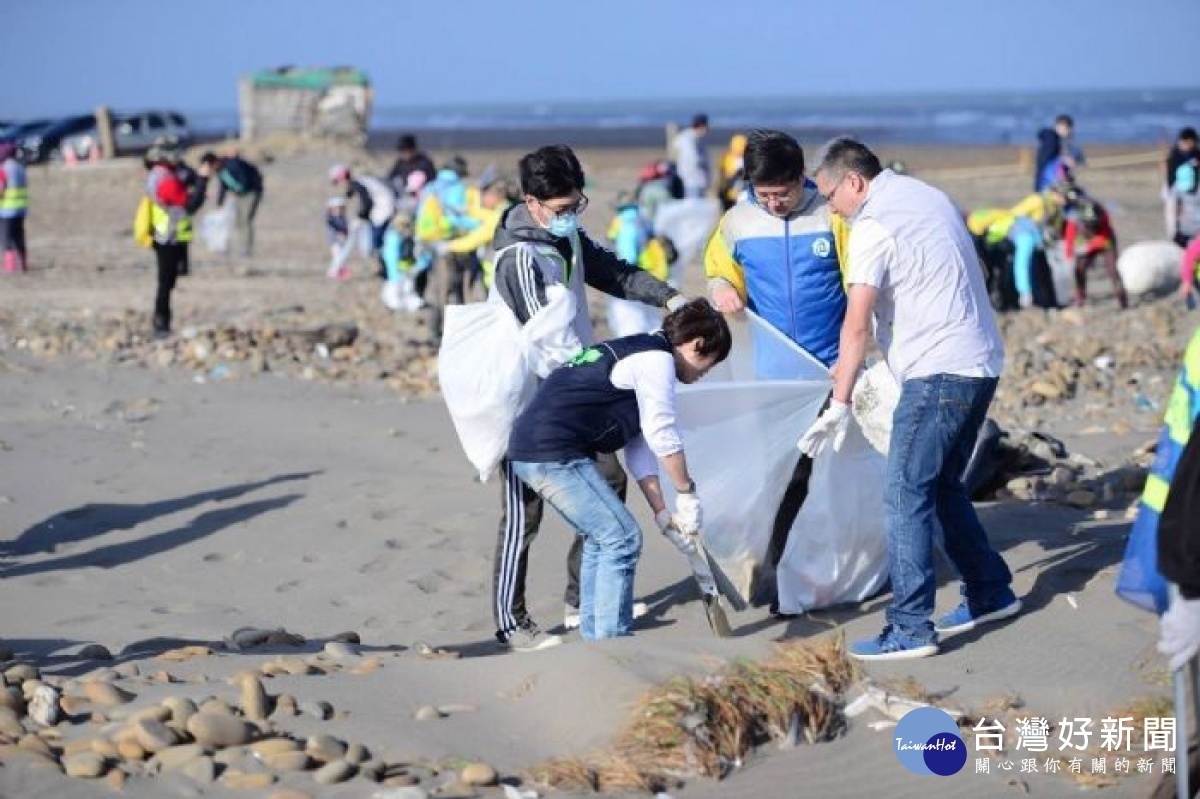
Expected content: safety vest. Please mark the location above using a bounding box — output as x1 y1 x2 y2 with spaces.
150 203 193 245
0 159 28 218
1118 328 1200 611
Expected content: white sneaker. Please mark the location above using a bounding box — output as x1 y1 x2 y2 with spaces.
503 626 563 653
564 601 648 631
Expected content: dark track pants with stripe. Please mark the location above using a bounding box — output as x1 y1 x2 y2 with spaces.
493 452 627 639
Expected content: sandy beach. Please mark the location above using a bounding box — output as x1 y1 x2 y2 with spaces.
0 138 1189 799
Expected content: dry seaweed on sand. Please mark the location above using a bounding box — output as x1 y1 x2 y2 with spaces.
528 635 858 793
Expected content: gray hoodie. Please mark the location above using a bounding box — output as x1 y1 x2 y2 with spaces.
492 203 679 344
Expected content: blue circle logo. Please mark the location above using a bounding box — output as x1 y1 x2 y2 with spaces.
892 706 967 776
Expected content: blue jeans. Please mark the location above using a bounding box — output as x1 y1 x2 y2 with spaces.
885 374 1013 644
511 458 642 639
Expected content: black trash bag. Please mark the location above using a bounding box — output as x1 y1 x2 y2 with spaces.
961 418 1017 500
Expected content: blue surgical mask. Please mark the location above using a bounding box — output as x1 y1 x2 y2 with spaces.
546 213 578 237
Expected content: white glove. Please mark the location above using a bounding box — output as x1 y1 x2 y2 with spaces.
797 400 850 458
674 492 702 535
655 509 698 556
1159 595 1200 671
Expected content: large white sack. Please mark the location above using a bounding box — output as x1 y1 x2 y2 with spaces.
438 287 578 481
775 362 894 614
668 311 890 609
200 203 234 254
652 198 721 286
1118 240 1184 295
606 297 661 338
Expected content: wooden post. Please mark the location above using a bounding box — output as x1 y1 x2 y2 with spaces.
238 77 255 141
664 122 679 158
94 105 115 159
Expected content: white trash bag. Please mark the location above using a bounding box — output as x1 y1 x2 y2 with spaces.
438 285 577 482
1118 240 1183 296
652 198 721 286
201 203 235 254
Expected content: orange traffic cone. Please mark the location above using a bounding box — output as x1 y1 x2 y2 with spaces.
88 138 100 163
64 146 77 167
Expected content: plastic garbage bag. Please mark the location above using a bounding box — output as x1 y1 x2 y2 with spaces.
606 297 661 338
667 312 887 609
201 203 235 254
1118 240 1184 296
438 285 578 481
652 198 721 286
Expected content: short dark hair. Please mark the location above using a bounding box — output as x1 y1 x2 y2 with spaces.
743 129 805 185
662 298 732 363
397 133 417 151
1180 127 1198 143
199 151 218 166
519 145 585 200
814 136 883 182
692 113 709 129
1055 114 1074 128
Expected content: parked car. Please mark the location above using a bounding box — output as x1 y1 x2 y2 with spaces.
61 110 191 161
14 114 97 164
0 119 54 153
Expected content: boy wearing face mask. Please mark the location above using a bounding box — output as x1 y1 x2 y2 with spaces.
490 144 687 652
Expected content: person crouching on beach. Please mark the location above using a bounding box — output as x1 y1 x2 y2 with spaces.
507 299 731 642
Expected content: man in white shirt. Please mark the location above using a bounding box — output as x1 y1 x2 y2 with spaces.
799 137 1020 661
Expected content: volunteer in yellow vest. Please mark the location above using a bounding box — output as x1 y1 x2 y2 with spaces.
0 141 29 273
703 128 849 609
141 147 193 337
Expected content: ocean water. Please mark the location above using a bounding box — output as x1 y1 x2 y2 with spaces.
191 88 1198 149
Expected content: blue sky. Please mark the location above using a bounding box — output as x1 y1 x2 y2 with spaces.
2 0 1197 119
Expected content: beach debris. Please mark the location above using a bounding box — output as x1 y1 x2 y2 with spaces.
27 685 60 727
502 786 539 799
226 626 306 650
413 705 444 721
844 682 964 722
323 641 359 660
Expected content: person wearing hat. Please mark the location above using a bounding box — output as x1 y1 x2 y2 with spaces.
141 147 192 337
0 141 28 273
671 113 711 199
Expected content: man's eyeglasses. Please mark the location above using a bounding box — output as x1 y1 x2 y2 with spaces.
538 194 589 217
821 173 852 204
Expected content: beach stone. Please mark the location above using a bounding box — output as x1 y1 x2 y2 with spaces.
117 739 146 761
298 700 333 720
413 705 443 721
164 696 198 726
313 758 355 785
153 743 205 771
0 708 21 738
305 733 345 762
18 734 53 757
64 751 107 778
4 664 38 683
1030 380 1062 399
460 763 498 787
149 670 177 684
239 676 270 721
331 631 361 644
187 712 253 748
113 662 140 679
198 698 235 716
350 656 383 675
323 641 358 659
251 738 299 759
155 645 214 663
384 773 421 787
0 686 24 714
77 644 113 661
265 750 309 771
276 658 314 676
183 755 217 783
91 739 119 759
344 741 368 764
268 791 314 799
28 684 60 726
134 718 179 752
128 704 172 725
83 682 135 707
438 780 479 798
358 758 384 781
1066 489 1097 508
271 693 298 718
105 767 126 791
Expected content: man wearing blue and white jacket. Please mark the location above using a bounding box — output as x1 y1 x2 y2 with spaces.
703 129 849 609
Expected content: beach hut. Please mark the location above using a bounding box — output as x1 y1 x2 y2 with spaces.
238 66 372 143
